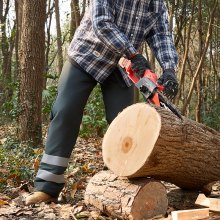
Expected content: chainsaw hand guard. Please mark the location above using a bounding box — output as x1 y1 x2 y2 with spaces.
163 80 179 100
157 69 179 99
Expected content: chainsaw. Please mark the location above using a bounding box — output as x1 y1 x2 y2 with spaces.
118 57 182 120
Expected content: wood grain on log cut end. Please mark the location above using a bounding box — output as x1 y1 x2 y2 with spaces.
130 180 168 219
102 103 161 176
85 171 168 220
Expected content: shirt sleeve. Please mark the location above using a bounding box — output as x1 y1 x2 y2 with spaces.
91 0 137 58
146 6 178 71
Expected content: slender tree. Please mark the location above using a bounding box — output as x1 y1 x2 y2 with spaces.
44 0 53 88
54 0 63 75
195 0 203 122
0 0 16 104
182 0 218 114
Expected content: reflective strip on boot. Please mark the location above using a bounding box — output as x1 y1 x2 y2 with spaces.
41 153 69 167
36 169 65 183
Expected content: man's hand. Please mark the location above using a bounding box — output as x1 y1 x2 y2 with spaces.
130 54 151 78
157 69 179 99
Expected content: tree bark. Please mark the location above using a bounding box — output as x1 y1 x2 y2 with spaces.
70 0 80 41
18 0 46 146
54 0 63 75
102 103 220 190
85 170 168 220
167 188 199 210
15 0 23 81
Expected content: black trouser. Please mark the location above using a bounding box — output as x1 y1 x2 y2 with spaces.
35 60 134 197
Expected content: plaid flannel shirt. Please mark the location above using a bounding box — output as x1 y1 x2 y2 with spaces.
68 0 178 86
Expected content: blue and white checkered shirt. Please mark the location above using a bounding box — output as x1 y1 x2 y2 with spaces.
68 0 178 86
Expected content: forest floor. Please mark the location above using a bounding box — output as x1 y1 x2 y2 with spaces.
0 125 220 220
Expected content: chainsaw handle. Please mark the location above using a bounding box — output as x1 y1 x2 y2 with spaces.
126 65 139 83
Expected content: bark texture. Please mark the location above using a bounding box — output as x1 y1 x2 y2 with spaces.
102 103 220 190
85 171 168 220
18 0 46 146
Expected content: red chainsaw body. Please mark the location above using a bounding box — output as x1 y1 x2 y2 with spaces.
118 57 164 106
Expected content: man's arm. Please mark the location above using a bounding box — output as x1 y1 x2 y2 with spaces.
146 6 178 71
91 0 137 58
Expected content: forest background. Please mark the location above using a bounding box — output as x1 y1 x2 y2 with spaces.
0 0 219 193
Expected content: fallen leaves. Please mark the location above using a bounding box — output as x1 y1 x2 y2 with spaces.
0 206 22 216
0 136 107 219
0 197 90 220
70 182 78 198
0 200 9 205
33 157 40 172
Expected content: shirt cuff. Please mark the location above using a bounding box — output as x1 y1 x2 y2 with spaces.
161 63 177 72
124 45 137 59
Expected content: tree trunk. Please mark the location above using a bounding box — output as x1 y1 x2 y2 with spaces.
102 103 220 190
0 0 14 104
54 0 63 75
15 0 23 82
69 0 80 42
195 0 203 123
181 0 218 114
85 170 168 220
44 0 53 89
72 0 80 28
18 0 46 147
175 0 195 106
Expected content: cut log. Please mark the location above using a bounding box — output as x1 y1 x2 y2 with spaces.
171 208 209 220
102 103 220 190
84 170 168 220
195 194 220 212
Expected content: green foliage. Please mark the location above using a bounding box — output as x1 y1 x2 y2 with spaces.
42 72 59 116
202 100 220 131
42 85 58 115
0 82 20 122
80 85 107 138
0 137 38 191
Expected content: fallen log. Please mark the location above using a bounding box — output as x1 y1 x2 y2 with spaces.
102 103 220 190
84 170 168 220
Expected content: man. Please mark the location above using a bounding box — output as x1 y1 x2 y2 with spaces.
26 0 178 205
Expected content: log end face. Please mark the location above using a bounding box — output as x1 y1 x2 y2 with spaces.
102 103 161 177
131 181 168 219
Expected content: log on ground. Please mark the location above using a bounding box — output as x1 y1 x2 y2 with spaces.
84 170 168 220
102 103 220 190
